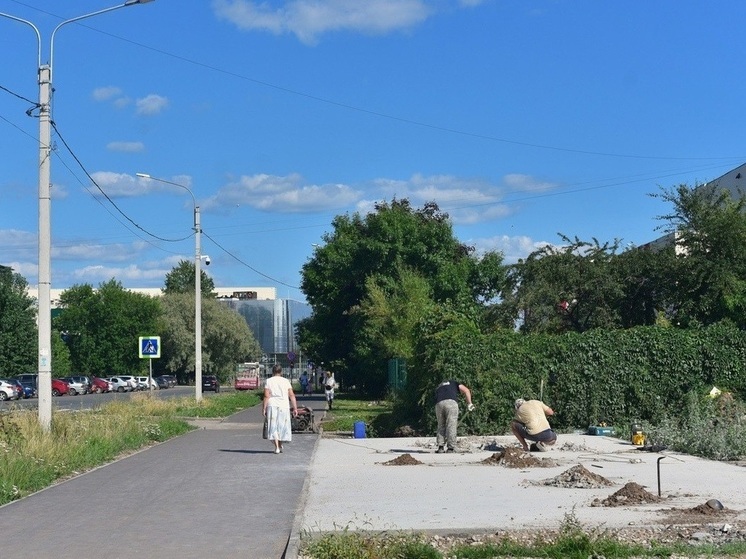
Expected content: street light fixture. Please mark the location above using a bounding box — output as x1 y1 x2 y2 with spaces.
0 0 155 431
136 173 204 402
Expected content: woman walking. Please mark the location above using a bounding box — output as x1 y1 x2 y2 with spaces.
263 364 298 454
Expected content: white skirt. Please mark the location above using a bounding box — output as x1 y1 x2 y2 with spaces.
266 406 292 442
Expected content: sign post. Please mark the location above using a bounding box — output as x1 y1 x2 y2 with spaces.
139 336 161 393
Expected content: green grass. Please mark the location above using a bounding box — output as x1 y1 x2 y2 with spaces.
318 394 392 436
0 391 259 505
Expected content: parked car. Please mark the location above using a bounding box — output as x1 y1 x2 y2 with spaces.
0 379 20 401
16 373 38 387
162 375 178 387
202 375 220 392
108 377 133 393
154 376 170 389
14 376 37 398
136 376 159 390
118 375 140 391
9 378 32 399
51 378 69 396
90 377 111 393
62 377 89 396
71 375 92 393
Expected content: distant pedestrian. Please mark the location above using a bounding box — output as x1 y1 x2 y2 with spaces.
434 380 474 453
263 364 298 454
511 398 557 452
324 371 337 410
299 371 310 396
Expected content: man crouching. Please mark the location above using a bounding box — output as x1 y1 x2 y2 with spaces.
511 398 557 452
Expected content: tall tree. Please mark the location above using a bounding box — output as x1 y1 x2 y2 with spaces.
654 183 746 328
158 293 261 383
163 259 215 297
0 267 36 375
54 279 162 377
300 199 506 393
499 236 624 334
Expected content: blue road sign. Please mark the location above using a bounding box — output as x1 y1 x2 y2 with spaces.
139 336 161 359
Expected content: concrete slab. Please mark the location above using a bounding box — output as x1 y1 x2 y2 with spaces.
300 434 746 535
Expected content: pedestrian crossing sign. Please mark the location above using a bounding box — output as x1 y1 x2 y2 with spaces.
139 336 161 359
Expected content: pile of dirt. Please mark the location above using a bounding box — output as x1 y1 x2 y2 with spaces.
382 453 423 466
592 482 661 507
660 499 733 525
534 464 614 488
481 447 556 468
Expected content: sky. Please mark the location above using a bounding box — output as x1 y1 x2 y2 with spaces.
1 0 746 302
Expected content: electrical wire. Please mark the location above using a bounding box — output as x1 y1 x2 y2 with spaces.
3 1 741 163
202 231 299 290
51 119 193 244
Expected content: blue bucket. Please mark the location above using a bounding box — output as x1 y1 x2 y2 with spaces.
353 420 366 439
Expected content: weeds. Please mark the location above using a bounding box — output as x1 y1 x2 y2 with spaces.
647 390 746 461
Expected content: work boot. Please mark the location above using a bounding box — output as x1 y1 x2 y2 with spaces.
435 446 445 454
446 447 455 453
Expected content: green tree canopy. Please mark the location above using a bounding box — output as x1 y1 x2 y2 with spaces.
163 259 215 297
300 199 506 393
654 183 746 328
54 279 162 377
0 268 36 375
498 236 625 334
158 293 261 383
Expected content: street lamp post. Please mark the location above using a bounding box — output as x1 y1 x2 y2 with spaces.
0 0 155 430
136 173 204 402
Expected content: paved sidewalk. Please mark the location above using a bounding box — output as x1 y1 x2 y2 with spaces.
0 394 326 559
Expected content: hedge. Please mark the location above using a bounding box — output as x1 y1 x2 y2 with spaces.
406 315 746 436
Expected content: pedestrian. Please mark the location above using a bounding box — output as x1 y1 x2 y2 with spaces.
434 379 474 453
510 398 557 452
299 370 310 396
324 371 337 410
263 364 298 454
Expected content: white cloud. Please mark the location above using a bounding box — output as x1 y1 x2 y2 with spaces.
90 172 193 198
71 264 170 284
503 173 557 193
92 86 122 101
367 173 510 224
202 171 558 223
135 94 169 116
54 240 150 263
107 141 145 153
469 234 551 264
213 0 431 43
202 173 361 213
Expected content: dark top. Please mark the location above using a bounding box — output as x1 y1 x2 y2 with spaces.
434 380 462 404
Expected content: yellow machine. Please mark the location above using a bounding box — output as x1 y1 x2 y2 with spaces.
631 423 645 445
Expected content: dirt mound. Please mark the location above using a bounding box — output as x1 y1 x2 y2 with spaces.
660 499 734 524
382 453 423 466
592 482 661 507
481 447 556 468
535 464 614 488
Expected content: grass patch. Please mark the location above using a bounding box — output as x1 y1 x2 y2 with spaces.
0 391 259 506
301 511 746 558
318 395 392 435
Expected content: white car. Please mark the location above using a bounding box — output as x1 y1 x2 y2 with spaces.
117 375 140 391
108 377 134 392
136 376 159 390
62 377 89 396
0 379 20 401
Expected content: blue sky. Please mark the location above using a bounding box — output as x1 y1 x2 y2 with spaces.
1 0 745 301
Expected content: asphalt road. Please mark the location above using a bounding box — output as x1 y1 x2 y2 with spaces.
0 385 214 411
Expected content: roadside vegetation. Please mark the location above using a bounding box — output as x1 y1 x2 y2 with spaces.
0 391 260 506
302 510 746 559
